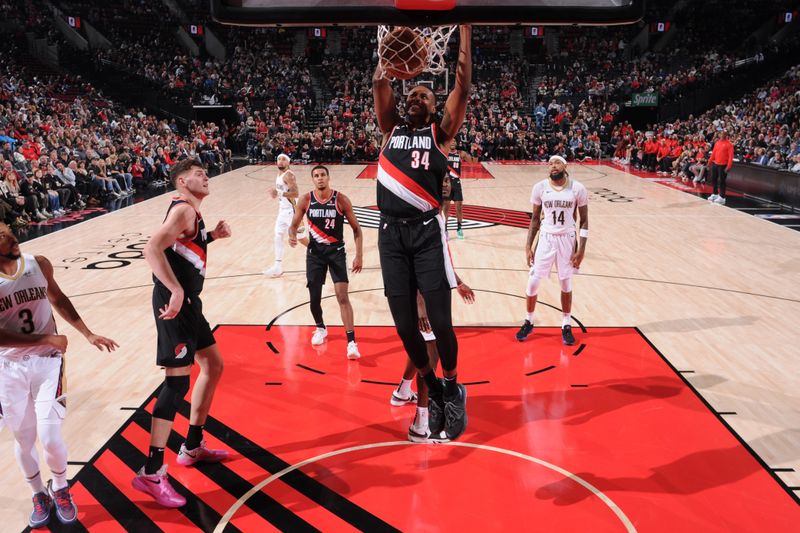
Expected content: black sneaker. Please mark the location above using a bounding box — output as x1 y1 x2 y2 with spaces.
516 320 534 341
428 386 446 435
444 384 468 440
562 325 575 346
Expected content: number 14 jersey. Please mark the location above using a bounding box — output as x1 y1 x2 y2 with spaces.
530 178 588 235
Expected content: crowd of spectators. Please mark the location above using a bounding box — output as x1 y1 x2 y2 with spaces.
609 63 800 178
0 43 231 229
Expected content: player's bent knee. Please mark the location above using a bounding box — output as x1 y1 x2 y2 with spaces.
152 375 190 421
559 277 572 293
526 275 541 297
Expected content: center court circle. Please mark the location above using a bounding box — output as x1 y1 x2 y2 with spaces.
214 441 637 532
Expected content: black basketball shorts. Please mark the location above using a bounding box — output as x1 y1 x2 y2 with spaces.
443 179 463 202
306 242 349 287
153 283 215 368
378 209 458 296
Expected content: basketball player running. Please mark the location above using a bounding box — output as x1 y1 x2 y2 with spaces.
133 159 232 508
264 154 307 277
373 25 472 441
0 223 118 527
517 155 588 345
442 140 465 239
288 165 364 359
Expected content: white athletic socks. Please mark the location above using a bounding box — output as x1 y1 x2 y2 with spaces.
562 313 571 327
526 312 535 323
26 471 46 495
398 379 413 398
51 468 68 491
414 407 429 430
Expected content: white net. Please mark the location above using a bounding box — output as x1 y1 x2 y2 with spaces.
376 25 457 80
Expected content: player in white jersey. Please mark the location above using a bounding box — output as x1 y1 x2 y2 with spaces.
264 153 308 277
0 223 117 528
517 156 588 345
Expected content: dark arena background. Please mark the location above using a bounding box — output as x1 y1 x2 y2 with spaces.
1 0 799 531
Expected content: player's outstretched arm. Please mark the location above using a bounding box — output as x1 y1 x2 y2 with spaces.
36 255 118 352
439 25 472 143
339 193 363 273
144 204 196 320
372 63 401 137
288 193 310 248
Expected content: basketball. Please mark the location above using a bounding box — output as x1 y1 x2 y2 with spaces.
379 26 429 80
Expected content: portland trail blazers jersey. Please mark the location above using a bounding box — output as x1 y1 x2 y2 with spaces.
0 253 58 359
156 198 209 294
305 190 344 245
448 150 461 181
377 122 449 218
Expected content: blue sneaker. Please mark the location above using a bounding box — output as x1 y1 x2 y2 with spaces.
29 491 52 528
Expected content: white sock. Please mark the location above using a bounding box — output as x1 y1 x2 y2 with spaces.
50 468 68 491
526 312 535 323
398 378 413 397
562 313 571 327
415 407 429 429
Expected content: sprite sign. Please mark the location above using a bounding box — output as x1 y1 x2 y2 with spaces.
631 92 659 107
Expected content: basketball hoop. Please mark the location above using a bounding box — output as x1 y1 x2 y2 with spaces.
376 25 457 80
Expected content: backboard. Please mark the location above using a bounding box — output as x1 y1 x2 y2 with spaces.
211 0 645 27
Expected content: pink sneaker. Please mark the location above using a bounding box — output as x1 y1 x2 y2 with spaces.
176 440 229 466
131 465 186 508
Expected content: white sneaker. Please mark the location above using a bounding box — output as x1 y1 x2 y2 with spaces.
708 194 718 202
346 341 360 360
262 263 283 277
311 327 328 345
391 389 418 406
714 196 726 205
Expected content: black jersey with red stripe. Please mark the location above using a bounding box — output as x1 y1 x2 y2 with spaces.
448 151 461 181
154 199 208 295
305 190 344 245
377 122 449 218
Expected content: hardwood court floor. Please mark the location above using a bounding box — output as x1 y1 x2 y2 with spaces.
2 163 799 529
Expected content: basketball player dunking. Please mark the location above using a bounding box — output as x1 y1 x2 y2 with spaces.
264 154 308 277
517 155 588 345
288 165 364 360
442 139 465 239
0 223 118 528
373 25 472 441
134 159 231 508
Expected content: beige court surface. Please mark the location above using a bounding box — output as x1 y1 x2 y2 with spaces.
1 163 798 523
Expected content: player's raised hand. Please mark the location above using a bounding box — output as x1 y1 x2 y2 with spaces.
159 287 184 320
87 333 119 352
352 253 363 274
47 334 68 353
212 220 231 240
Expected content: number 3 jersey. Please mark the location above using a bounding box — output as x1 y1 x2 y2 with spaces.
377 123 449 217
530 178 588 235
0 253 58 359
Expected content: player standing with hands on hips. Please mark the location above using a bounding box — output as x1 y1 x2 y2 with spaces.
517 155 588 346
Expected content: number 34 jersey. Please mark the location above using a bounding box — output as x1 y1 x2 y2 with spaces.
530 178 588 235
0 253 58 359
